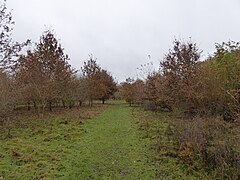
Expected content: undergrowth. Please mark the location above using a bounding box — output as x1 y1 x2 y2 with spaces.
132 107 240 179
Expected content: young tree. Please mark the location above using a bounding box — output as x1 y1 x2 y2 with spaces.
142 73 168 111
15 31 74 114
121 78 134 106
81 57 117 105
81 55 101 106
15 51 41 110
98 69 117 104
121 78 144 106
160 39 202 115
36 30 74 110
143 73 160 102
74 77 88 107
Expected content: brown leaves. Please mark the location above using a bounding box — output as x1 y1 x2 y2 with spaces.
81 56 117 105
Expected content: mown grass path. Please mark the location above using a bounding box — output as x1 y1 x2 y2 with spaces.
66 104 156 179
0 103 220 179
0 104 156 179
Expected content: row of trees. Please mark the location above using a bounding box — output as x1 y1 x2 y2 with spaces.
120 39 240 178
0 0 117 121
121 39 240 120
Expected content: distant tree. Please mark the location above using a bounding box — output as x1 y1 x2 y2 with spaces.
98 69 117 104
81 55 117 106
121 78 135 106
132 79 145 104
143 73 160 102
75 77 88 107
113 85 123 100
81 56 117 105
81 55 101 106
121 78 144 106
142 73 166 110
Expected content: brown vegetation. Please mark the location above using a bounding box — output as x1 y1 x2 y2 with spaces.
0 0 116 137
122 39 240 120
122 39 240 178
0 0 239 178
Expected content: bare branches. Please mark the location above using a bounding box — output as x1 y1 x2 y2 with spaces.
0 0 30 71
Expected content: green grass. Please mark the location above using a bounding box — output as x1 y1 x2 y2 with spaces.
132 108 209 179
0 104 156 179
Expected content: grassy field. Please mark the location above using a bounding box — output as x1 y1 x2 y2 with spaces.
2 102 235 179
0 103 156 179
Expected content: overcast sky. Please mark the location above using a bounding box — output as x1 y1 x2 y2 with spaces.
7 0 240 82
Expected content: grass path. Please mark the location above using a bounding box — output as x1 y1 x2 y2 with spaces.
65 104 156 179
0 104 156 179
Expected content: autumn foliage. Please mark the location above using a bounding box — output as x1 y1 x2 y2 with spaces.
122 39 240 120
0 0 239 178
0 1 116 119
121 39 240 178
81 55 117 106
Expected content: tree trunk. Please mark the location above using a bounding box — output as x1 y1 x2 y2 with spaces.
33 101 37 109
62 100 66 108
41 101 46 118
27 102 31 111
102 99 105 104
69 102 73 109
89 99 93 107
49 101 52 111
7 128 12 138
79 101 82 107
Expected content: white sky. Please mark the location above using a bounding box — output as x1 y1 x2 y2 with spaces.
7 0 240 82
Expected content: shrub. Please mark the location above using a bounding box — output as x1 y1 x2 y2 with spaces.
174 117 240 178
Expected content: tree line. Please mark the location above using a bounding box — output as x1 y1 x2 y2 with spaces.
0 1 117 121
121 39 240 121
120 39 240 178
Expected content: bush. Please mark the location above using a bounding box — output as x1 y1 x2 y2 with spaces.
174 117 240 179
